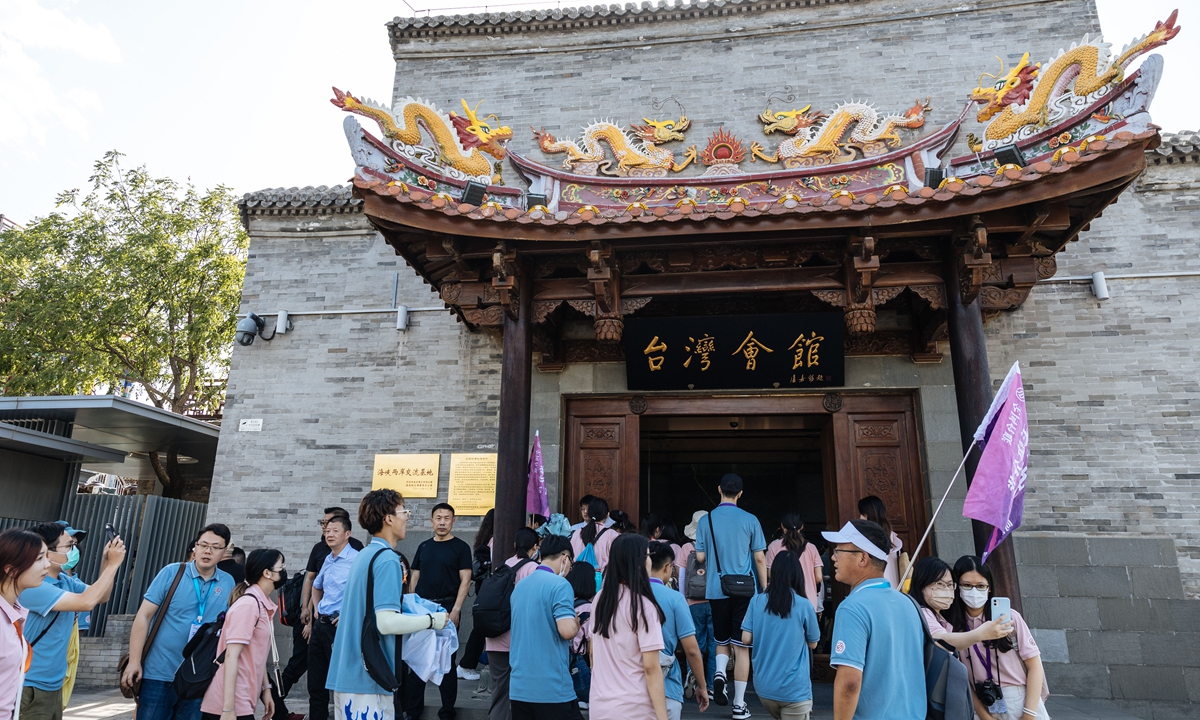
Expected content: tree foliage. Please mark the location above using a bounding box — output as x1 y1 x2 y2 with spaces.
0 151 248 417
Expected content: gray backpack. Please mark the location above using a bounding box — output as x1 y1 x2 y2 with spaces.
685 550 707 600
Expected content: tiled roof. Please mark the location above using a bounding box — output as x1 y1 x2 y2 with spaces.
353 129 1157 231
238 185 362 228
1150 131 1200 164
388 0 850 35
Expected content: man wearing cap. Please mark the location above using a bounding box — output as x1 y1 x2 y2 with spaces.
822 520 925 720
20 522 126 720
693 474 767 719
57 522 88 708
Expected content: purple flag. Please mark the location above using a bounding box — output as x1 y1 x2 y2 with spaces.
963 361 1030 562
526 431 549 517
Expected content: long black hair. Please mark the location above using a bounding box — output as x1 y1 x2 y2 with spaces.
232 548 283 604
474 509 495 554
567 561 597 601
580 498 610 545
593 533 664 638
609 510 636 533
857 496 893 543
947 555 1014 653
765 551 805 619
639 512 663 539
514 527 540 559
779 511 808 555
907 556 952 612
659 522 681 545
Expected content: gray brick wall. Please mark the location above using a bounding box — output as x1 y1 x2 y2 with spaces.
76 614 132 689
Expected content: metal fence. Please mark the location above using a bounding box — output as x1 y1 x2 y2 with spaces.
0 494 208 636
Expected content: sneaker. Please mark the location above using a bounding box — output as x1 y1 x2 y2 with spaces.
577 702 589 710
731 703 751 720
456 666 480 681
712 673 729 706
683 670 697 700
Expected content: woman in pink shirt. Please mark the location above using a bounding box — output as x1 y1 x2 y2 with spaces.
0 529 50 720
571 499 617 571
764 513 825 614
587 534 668 720
486 528 540 720
906 557 1011 647
201 549 285 720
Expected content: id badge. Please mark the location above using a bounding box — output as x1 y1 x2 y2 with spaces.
188 623 201 641
988 696 1008 716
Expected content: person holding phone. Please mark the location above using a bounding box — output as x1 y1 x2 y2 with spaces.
947 556 1049 720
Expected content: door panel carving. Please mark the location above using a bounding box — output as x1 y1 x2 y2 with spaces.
565 403 640 521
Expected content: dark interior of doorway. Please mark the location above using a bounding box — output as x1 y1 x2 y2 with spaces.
639 414 831 548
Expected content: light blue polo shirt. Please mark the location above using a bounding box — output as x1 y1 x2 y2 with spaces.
741 591 820 703
651 579 696 703
509 566 576 703
326 539 405 695
141 561 235 682
315 544 359 615
20 573 87 690
830 579 926 720
694 504 766 600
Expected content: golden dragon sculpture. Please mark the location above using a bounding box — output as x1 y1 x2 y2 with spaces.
532 118 697 176
331 87 512 181
969 9 1180 147
751 100 930 166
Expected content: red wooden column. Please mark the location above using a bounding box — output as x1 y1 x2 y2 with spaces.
946 258 1023 611
493 261 533 566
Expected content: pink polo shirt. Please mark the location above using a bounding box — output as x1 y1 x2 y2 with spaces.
585 586 665 720
201 585 277 717
765 540 824 612
570 524 617 571
920 606 953 636
962 609 1049 700
0 596 29 720
484 556 537 653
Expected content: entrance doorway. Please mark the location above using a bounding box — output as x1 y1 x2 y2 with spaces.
640 415 832 544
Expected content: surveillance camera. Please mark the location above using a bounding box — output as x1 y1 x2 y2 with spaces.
235 313 266 346
730 420 740 429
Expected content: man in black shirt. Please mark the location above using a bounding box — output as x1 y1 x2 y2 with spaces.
403 503 473 720
277 506 365 720
217 546 246 584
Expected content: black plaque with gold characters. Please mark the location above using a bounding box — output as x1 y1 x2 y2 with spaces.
624 313 845 391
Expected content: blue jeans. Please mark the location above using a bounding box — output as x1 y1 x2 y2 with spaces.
689 603 716 691
138 679 202 720
570 655 591 702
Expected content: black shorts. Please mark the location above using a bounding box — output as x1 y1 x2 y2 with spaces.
511 700 583 720
710 595 751 646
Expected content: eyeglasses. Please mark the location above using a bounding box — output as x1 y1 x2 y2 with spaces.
55 541 78 551
195 542 227 553
393 508 411 518
832 548 865 556
931 581 956 591
960 583 990 592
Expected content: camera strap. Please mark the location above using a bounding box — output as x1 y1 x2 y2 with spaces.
971 642 1000 682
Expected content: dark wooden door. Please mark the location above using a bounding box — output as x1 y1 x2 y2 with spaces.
831 405 928 560
564 399 641 521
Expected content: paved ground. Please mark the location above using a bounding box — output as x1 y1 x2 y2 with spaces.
67 676 1145 720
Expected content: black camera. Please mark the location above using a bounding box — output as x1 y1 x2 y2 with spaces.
974 680 1003 707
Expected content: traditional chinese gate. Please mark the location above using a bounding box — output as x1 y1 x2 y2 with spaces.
563 393 929 558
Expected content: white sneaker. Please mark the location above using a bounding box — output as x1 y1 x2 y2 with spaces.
732 702 751 720
577 701 589 710
457 666 480 681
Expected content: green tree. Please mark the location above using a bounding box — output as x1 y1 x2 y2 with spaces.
0 152 247 494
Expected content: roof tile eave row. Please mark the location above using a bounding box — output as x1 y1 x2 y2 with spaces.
388 0 800 32
354 129 1155 231
238 185 363 211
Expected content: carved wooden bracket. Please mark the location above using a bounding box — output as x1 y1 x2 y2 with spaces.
957 216 994 305
562 297 651 344
980 286 1034 312
841 235 882 334
492 242 519 320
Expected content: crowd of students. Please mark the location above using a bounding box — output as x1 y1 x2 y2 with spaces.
0 476 1046 720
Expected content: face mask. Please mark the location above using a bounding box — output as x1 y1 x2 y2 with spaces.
925 588 954 611
61 547 80 572
273 569 288 590
960 588 988 609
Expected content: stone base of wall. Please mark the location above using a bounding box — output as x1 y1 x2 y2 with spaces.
76 614 133 690
1015 533 1200 720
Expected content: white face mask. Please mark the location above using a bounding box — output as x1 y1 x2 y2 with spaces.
925 588 954 611
960 588 989 609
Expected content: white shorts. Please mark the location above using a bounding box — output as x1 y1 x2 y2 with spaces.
974 686 1049 720
334 692 395 720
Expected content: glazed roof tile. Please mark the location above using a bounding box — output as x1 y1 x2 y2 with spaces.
1153 130 1200 156
352 128 1157 232
240 185 360 209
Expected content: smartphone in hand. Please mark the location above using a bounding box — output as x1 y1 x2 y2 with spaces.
105 523 120 541
990 596 1011 623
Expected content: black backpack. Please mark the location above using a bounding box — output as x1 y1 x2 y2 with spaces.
360 549 402 692
472 558 535 638
172 610 229 700
904 595 973 720
278 571 306 627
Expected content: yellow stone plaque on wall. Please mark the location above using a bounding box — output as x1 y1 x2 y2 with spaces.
448 453 497 516
371 454 440 497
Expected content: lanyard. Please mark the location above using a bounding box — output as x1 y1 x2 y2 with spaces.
192 574 214 624
971 642 996 681
852 579 891 594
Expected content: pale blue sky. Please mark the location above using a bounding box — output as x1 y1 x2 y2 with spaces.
0 0 1194 224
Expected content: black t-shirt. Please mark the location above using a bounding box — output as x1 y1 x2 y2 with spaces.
411 536 473 601
217 559 245 584
306 535 365 573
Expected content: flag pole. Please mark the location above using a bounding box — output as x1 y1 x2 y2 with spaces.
900 439 977 587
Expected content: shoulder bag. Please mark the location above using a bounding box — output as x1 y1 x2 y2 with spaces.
360 549 401 692
119 562 187 700
707 512 756 598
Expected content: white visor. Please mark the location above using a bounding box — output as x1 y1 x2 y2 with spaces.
821 521 889 561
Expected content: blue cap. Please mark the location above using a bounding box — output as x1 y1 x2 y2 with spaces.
56 521 87 540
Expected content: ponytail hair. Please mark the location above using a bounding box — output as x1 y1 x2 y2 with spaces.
231 548 282 604
779 511 807 555
581 498 610 545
